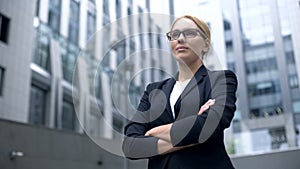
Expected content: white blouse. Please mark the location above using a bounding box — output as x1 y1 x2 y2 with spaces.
169 79 191 119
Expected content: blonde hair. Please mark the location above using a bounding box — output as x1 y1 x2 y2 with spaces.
171 15 211 42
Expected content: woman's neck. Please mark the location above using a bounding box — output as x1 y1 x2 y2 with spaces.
178 59 203 81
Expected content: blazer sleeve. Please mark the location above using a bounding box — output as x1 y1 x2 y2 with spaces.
170 70 238 147
122 83 159 159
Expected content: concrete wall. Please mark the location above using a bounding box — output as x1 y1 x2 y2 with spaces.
231 148 300 169
1 119 300 169
0 119 147 169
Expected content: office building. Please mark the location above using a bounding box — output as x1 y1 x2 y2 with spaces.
187 0 300 155
0 0 175 158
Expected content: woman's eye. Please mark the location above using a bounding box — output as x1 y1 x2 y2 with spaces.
172 31 180 38
185 30 197 36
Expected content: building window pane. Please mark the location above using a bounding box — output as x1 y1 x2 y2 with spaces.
33 26 50 70
62 100 76 130
62 53 76 82
29 85 47 125
48 0 61 32
0 66 5 96
286 51 295 65
87 12 96 40
69 0 80 44
62 44 78 83
293 101 300 113
103 0 109 16
0 13 10 43
289 75 299 88
35 0 40 17
116 0 121 19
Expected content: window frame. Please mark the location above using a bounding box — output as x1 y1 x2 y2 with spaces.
0 13 10 44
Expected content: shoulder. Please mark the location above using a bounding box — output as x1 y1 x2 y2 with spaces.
207 69 238 86
145 78 173 91
207 69 237 79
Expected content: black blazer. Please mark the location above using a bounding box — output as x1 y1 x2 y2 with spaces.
123 65 238 169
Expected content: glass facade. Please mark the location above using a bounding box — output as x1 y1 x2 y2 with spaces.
223 0 300 155
33 24 50 71
48 0 61 32
68 0 80 45
102 0 110 25
28 0 172 139
239 0 274 46
61 42 79 83
87 11 96 40
239 0 283 119
29 85 47 125
62 100 76 130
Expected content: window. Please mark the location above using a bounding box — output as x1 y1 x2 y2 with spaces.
116 0 121 19
289 75 299 88
62 44 78 83
286 51 295 64
227 62 236 73
138 8 144 50
245 57 277 74
87 12 96 40
33 25 50 70
248 81 277 96
62 100 76 130
0 13 10 43
95 72 103 100
35 0 40 17
48 0 61 32
29 85 47 125
69 0 80 44
293 100 300 113
0 66 5 96
102 0 110 26
103 0 109 16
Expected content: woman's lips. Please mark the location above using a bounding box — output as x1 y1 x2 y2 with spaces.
176 46 189 51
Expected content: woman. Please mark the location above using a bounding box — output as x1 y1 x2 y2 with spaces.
123 15 238 169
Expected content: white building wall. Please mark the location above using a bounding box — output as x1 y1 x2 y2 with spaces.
0 0 36 122
288 0 300 89
60 0 70 37
39 0 49 24
94 0 103 61
79 0 88 49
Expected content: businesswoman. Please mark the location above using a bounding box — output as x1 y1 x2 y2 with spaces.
123 15 238 169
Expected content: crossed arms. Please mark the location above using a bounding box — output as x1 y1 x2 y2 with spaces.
122 70 237 159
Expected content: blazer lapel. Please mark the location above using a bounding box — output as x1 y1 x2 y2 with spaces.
174 66 208 120
181 65 208 99
161 78 176 120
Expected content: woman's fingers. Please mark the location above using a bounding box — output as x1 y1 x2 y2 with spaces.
198 99 215 115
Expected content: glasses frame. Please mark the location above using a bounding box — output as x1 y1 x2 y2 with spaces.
166 28 207 41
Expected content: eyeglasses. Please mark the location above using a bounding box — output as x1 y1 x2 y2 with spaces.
166 29 206 41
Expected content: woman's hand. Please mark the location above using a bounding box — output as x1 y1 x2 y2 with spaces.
198 99 215 115
145 123 172 142
145 99 215 140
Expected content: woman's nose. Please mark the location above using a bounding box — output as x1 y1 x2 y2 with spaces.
177 33 185 43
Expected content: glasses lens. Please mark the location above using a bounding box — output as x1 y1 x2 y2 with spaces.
183 29 198 38
171 31 181 40
167 29 204 41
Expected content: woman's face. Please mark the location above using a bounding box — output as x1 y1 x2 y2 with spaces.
170 18 209 65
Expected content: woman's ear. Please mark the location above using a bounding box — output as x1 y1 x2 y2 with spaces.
203 39 210 53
